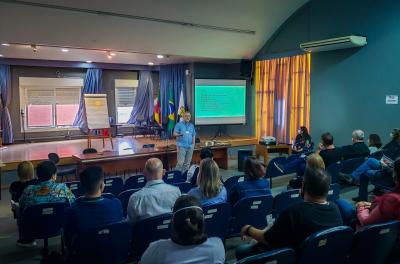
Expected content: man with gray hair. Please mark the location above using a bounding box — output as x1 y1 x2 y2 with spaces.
341 129 370 160
127 158 181 223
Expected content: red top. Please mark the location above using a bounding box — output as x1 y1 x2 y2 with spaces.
357 185 400 228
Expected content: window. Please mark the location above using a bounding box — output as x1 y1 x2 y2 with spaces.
20 77 83 131
115 79 138 124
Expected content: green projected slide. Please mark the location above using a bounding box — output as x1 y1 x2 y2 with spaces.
194 79 246 125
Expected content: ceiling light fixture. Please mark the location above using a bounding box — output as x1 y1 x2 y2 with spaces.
0 54 3 57
86 60 92 63
148 62 154 66
1 43 10 47
110 52 116 56
157 54 164 59
61 48 69 52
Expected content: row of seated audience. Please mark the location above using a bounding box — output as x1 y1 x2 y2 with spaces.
8 128 400 263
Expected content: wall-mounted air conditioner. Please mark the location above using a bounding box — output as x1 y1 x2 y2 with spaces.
300 35 367 52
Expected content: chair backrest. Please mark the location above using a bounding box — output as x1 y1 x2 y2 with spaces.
298 226 353 264
20 202 69 240
273 189 303 216
326 162 341 183
103 176 124 196
224 175 245 197
48 152 60 164
163 170 185 184
230 195 273 235
237 248 296 264
327 183 340 201
83 148 98 154
117 189 141 217
172 182 192 194
65 181 83 197
131 213 172 260
124 174 146 190
351 220 400 264
340 157 365 174
203 202 232 240
72 220 132 264
265 157 287 179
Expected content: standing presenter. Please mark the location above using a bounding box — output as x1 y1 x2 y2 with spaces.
173 111 196 173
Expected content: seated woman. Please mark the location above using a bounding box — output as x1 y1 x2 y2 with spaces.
188 158 227 206
340 128 400 201
10 161 38 202
229 157 271 205
184 147 213 187
292 126 312 154
288 154 325 189
19 161 75 209
140 195 225 264
9 161 38 247
368 133 382 154
336 158 400 228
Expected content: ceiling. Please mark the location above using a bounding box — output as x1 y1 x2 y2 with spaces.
0 0 307 65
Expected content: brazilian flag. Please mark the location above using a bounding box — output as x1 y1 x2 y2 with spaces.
167 83 176 135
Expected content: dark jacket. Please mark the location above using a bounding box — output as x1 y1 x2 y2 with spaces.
382 140 400 160
341 142 370 160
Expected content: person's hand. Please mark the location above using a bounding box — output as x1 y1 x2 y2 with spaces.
318 142 324 150
240 225 251 241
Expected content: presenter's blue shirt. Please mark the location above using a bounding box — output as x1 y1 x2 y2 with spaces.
174 121 196 149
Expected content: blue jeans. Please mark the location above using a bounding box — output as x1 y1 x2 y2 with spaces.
351 158 381 181
335 199 356 227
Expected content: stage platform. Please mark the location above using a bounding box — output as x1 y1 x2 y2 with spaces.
0 136 257 171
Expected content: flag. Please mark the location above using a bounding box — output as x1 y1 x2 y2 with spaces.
177 89 185 122
154 90 161 126
167 83 176 135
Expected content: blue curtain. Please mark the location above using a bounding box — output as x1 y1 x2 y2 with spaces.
73 68 102 133
0 65 14 144
160 64 186 125
128 71 154 125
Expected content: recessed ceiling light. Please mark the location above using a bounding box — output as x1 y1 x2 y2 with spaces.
1 43 10 47
110 52 116 56
157 54 164 59
61 48 69 52
148 62 154 65
86 60 92 63
0 54 3 57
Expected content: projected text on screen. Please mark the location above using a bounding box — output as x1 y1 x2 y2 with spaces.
194 79 246 125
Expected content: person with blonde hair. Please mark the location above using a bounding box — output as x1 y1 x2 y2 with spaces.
188 158 227 206
10 161 38 247
10 161 37 202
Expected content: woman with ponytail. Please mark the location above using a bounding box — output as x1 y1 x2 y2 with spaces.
140 195 225 264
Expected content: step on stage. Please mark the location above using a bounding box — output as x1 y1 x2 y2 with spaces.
1 136 257 172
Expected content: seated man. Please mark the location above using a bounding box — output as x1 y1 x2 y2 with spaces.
127 158 181 223
341 129 370 160
317 132 342 168
64 166 123 249
236 168 343 260
341 128 400 201
19 161 75 209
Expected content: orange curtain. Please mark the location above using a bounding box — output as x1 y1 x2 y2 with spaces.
255 53 310 143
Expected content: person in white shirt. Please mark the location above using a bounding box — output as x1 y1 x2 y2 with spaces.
127 158 181 223
140 195 225 264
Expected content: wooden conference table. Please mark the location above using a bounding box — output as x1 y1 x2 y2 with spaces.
72 144 230 176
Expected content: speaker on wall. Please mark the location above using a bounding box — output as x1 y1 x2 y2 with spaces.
240 60 253 78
